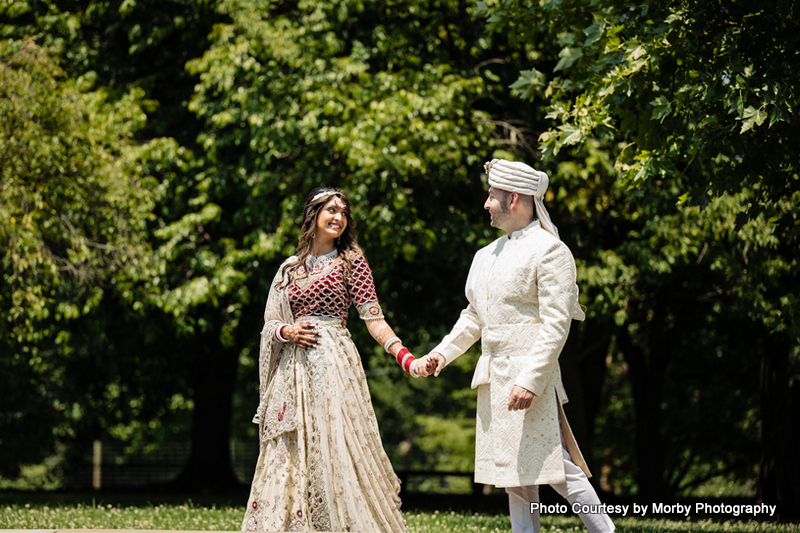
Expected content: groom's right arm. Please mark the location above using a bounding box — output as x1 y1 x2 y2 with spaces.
426 302 482 376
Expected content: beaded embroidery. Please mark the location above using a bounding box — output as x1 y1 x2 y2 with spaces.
288 254 384 324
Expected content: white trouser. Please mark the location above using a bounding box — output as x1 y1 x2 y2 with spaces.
505 441 615 533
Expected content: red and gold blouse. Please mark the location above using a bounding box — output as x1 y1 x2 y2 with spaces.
285 251 384 325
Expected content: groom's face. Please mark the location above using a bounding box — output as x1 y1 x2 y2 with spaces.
484 187 512 230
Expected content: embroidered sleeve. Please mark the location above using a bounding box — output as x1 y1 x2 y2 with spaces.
432 303 481 365
350 256 385 321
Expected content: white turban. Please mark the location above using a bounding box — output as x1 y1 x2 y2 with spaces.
484 158 559 239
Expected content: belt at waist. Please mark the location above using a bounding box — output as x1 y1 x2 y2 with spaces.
295 315 346 329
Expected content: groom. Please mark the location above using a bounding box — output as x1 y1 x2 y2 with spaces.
418 159 614 533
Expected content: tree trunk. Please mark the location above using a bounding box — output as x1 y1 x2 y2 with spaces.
173 337 240 491
759 335 800 518
618 327 667 500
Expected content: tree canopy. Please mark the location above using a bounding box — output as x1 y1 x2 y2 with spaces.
0 37 172 476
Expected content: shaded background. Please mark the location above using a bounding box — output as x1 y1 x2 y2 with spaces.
1 0 798 518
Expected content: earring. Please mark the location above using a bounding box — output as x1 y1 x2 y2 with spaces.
311 232 316 239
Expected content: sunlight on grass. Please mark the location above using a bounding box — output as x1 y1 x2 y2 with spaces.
0 501 242 530
405 509 511 532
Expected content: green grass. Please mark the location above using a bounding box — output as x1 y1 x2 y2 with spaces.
407 511 800 533
0 501 241 530
0 495 798 532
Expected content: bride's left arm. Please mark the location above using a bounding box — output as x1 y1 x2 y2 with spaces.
364 318 426 377
365 318 401 355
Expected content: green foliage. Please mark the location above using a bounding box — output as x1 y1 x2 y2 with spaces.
0 39 154 343
1 0 229 485
0 38 180 475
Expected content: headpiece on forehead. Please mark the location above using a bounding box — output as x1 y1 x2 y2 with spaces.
484 158 559 239
310 189 337 204
305 189 339 219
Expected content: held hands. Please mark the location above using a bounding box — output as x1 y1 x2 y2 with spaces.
507 385 534 411
409 358 435 378
412 352 446 377
282 322 318 349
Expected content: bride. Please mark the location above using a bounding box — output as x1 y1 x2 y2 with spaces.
242 187 430 532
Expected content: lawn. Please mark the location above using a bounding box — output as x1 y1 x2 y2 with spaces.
0 494 798 532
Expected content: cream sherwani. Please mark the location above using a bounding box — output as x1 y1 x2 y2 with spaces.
433 220 589 487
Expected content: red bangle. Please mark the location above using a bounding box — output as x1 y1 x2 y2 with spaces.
396 347 415 374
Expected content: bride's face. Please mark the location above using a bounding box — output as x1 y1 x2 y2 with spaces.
315 196 348 241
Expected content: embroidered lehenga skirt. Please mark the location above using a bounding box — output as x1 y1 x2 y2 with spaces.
242 316 407 532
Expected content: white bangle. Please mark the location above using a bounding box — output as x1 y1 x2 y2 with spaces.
383 336 401 352
275 324 289 342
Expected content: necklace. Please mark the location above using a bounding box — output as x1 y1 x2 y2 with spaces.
306 249 338 271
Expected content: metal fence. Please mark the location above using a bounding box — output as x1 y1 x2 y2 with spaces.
63 440 481 494
65 440 259 489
